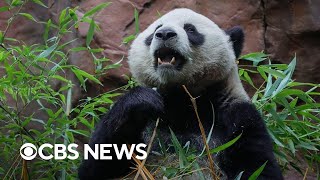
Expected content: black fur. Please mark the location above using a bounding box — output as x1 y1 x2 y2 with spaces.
155 28 177 41
184 23 205 46
145 23 205 46
144 33 153 46
225 26 244 58
78 87 163 179
79 22 282 180
144 24 163 46
79 82 283 179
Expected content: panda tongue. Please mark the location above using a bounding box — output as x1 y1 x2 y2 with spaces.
158 57 176 65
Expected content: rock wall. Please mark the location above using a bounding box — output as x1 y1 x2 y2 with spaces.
1 0 319 94
263 0 320 84
77 0 320 94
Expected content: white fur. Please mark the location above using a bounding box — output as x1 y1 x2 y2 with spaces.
128 8 248 100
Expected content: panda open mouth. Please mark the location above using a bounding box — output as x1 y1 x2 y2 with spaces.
154 47 186 70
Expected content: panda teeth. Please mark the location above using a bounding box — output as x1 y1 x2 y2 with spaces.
158 58 163 65
170 57 176 65
157 57 175 65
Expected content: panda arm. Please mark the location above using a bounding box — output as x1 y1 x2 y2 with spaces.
218 101 283 180
78 86 163 179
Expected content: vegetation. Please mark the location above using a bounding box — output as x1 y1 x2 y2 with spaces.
0 1 319 179
0 1 121 179
239 52 320 176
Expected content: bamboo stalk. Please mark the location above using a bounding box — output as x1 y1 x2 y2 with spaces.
134 118 159 180
182 85 219 180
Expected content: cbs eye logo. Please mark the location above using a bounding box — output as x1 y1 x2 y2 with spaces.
20 143 80 160
20 143 37 160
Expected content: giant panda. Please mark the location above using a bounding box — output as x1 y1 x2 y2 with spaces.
79 8 283 179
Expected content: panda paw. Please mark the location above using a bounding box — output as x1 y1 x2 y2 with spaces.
125 86 164 118
106 86 164 132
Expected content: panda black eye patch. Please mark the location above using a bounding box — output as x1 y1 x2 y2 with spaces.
184 23 204 46
145 24 163 46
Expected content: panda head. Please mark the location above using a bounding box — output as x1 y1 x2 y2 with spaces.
128 8 244 89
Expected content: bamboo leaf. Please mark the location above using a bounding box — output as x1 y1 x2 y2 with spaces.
169 128 188 168
86 19 95 47
43 19 51 42
134 8 140 34
72 67 102 86
0 6 9 13
248 161 268 180
83 3 111 17
70 47 88 52
240 52 267 66
209 133 242 154
37 43 57 59
19 13 37 22
32 0 48 8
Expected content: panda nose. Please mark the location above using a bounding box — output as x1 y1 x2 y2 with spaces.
155 28 177 41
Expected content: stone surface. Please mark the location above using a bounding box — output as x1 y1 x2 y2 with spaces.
2 0 319 94
264 0 320 85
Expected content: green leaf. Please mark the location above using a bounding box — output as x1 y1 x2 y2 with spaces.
37 43 57 59
68 129 90 137
19 13 37 22
287 139 295 154
122 34 136 44
289 162 304 175
273 57 296 96
71 68 86 89
278 97 299 121
43 19 51 42
66 131 74 142
297 142 318 151
22 116 32 127
134 8 140 34
240 52 267 65
11 0 23 6
78 117 94 129
86 19 95 47
72 67 102 86
258 66 286 78
83 2 111 17
32 0 48 8
103 63 122 70
169 128 188 168
58 38 78 50
59 8 67 26
69 9 78 21
298 111 320 123
209 133 242 154
89 48 104 53
267 129 285 147
0 31 3 43
51 75 69 83
0 6 10 13
277 89 305 97
192 161 206 180
0 51 4 62
243 71 254 87
264 65 273 98
70 47 88 52
162 167 179 178
248 161 268 180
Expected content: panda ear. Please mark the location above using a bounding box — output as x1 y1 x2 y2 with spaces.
225 26 244 59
